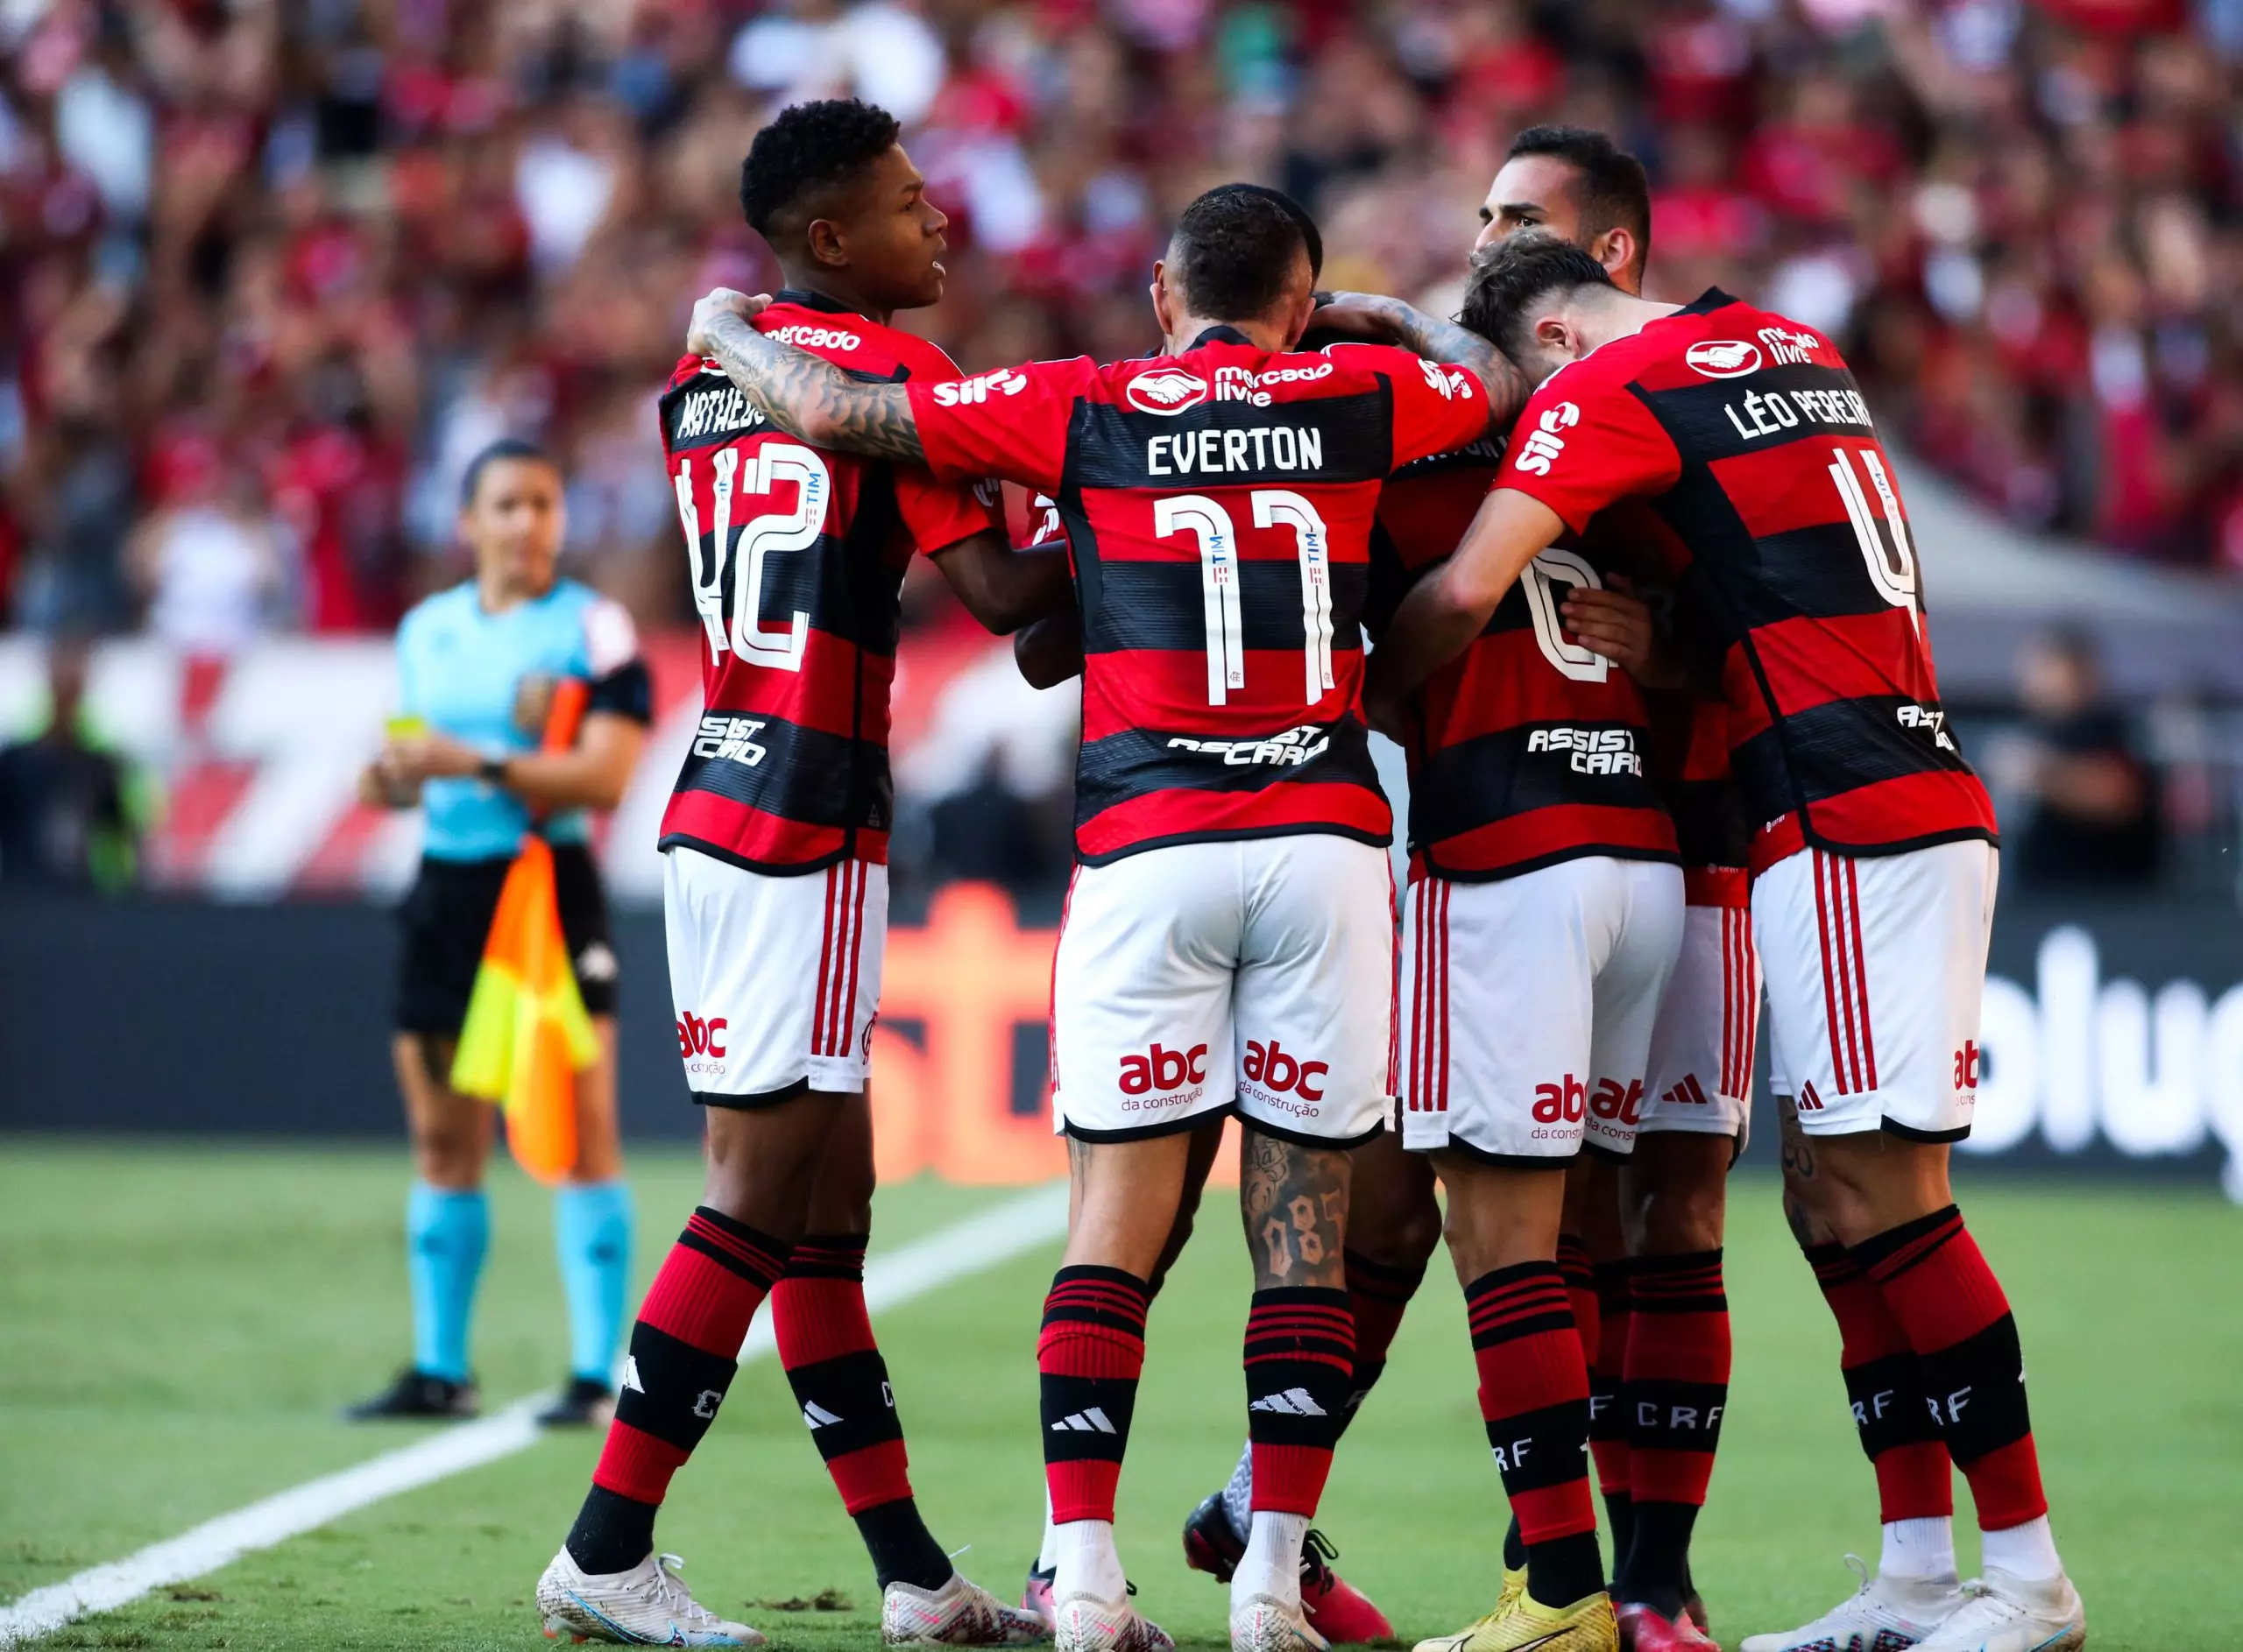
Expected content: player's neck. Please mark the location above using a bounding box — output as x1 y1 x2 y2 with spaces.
1574 291 1684 352
1164 309 1293 356
475 568 540 615
775 265 890 327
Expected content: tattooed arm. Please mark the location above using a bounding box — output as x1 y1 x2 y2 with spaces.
685 288 926 465
1239 1126 1352 1290
1313 291 1532 430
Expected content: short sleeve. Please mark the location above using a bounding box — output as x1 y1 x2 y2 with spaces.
394 614 423 717
1366 347 1492 469
895 469 1004 556
1494 364 1681 533
907 357 1093 494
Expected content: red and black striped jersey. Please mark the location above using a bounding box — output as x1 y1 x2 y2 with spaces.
1369 441 1676 882
1646 695 1750 907
909 328 1490 864
1493 289 1996 876
656 293 1001 873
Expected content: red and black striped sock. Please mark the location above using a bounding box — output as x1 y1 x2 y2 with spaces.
566 1208 789 1575
1587 1259 1634 1558
1245 1286 1355 1515
1039 1265 1150 1523
1616 1250 1730 1616
772 1233 948 1590
1336 1248 1423 1437
1805 1240 1954 1522
1468 1261 1603 1609
1853 1207 2047 1533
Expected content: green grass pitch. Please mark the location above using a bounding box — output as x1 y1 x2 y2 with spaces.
2 1140 2239 1650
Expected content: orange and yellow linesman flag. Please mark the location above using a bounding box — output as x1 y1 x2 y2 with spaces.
450 677 598 1184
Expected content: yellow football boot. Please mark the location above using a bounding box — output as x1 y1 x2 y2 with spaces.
1411 1586 1617 1652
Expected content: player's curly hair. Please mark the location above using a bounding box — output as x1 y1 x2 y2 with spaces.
1461 229 1617 365
1167 185 1310 324
739 99 901 239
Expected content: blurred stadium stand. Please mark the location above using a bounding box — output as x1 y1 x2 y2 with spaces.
4 0 2243 1194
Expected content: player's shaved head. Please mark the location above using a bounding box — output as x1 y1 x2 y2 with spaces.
1165 186 1313 326
739 98 902 243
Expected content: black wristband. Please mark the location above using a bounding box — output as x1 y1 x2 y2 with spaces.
478 755 510 787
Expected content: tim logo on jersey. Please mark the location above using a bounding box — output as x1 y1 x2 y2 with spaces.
1126 369 1210 415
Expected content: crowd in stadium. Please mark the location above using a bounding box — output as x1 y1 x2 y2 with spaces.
3 0 2240 649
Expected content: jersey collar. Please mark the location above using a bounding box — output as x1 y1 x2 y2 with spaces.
1186 324 1257 350
1678 287 1737 317
774 286 859 315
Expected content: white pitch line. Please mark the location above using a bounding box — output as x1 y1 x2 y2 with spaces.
0 1180 1072 1648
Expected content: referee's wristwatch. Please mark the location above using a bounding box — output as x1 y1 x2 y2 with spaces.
478 754 511 788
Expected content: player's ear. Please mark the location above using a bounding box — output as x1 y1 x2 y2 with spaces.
1593 227 1636 286
805 215 848 271
1150 258 1178 336
1536 312 1575 359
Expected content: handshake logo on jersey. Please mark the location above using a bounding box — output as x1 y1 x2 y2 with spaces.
1167 724 1331 766
692 716 769 766
1526 725 1643 776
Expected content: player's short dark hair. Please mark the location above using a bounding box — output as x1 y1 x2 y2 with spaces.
739 98 901 239
1227 183 1322 280
1461 230 1617 364
460 438 558 506
1167 185 1311 324
1505 124 1651 280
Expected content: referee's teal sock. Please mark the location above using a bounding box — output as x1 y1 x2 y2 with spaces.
407 1182 489 1384
555 1180 633 1385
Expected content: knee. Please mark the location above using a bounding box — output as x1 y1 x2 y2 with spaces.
1630 1174 1725 1255
1354 1190 1442 1273
411 1116 485 1190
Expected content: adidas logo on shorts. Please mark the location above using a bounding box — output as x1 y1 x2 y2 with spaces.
1051 1408 1119 1433
1248 1387 1328 1417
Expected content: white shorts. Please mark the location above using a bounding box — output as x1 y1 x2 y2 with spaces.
1754 840 1997 1141
1400 858 1684 1164
1638 903 1760 1148
662 846 888 1104
1051 835 1394 1147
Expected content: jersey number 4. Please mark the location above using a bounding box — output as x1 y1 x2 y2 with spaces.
673 442 830 671
1154 490 1335 707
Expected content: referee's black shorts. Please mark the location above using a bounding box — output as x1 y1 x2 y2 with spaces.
393 843 619 1035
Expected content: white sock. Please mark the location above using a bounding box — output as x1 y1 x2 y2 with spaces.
1979 1515 2063 1583
1219 1441 1255 1543
1231 1510 1307 1609
1880 1515 1957 1581
1053 1519 1127 1604
1037 1486 1059 1573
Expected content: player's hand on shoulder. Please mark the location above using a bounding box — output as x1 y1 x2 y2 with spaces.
1305 292 1408 345
685 287 770 357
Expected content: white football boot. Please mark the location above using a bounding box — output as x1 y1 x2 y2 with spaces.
884 1570 1053 1645
1912 1568 2085 1652
1051 1586 1176 1652
1231 1588 1328 1652
537 1547 765 1646
1740 1556 1966 1652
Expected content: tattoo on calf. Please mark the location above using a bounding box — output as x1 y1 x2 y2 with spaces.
1240 1128 1350 1288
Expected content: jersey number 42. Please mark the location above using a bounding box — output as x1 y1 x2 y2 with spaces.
672 442 830 672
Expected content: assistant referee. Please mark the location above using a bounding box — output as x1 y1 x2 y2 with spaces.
350 439 653 1426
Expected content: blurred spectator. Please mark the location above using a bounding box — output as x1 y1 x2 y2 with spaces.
0 634 138 893
0 0 2238 622
1999 628 2164 889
